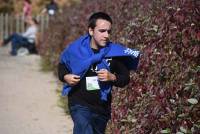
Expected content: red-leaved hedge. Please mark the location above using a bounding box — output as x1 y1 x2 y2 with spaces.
39 0 200 133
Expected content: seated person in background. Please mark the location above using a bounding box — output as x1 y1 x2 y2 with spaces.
0 17 38 56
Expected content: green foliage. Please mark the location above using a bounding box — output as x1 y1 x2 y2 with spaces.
39 0 200 133
0 0 14 13
40 57 54 72
55 86 70 114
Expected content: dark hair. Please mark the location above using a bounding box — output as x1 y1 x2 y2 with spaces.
88 12 112 29
32 18 39 25
50 0 56 4
25 0 31 4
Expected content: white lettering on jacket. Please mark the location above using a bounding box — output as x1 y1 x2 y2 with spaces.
124 48 139 57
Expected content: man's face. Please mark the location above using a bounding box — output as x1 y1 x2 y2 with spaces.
89 19 112 48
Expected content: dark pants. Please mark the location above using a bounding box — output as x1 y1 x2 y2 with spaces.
69 104 109 134
3 33 33 55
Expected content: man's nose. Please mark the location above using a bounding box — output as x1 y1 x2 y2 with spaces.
104 31 110 38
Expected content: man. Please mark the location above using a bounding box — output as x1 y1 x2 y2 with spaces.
58 12 140 134
42 0 59 16
0 17 38 56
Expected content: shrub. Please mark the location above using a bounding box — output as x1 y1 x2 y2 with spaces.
40 0 200 133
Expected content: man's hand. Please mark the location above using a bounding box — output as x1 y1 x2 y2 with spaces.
64 74 80 86
97 69 116 82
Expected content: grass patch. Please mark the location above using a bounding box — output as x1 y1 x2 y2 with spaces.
39 57 69 114
55 85 70 114
40 57 54 72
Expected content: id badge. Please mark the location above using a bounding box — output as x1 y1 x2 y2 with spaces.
86 76 100 91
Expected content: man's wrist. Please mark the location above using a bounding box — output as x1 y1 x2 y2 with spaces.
110 73 117 82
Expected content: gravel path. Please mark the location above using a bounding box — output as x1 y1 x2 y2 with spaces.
0 46 73 134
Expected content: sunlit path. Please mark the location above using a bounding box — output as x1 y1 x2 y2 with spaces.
0 46 73 134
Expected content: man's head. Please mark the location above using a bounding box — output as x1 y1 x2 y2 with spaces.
88 12 112 49
51 0 57 4
32 18 39 25
24 0 31 4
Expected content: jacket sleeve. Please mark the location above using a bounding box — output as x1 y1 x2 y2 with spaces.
111 58 130 87
58 63 69 82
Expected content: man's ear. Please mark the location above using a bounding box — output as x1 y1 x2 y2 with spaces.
88 28 93 36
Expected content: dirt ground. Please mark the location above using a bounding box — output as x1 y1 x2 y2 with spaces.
0 46 73 134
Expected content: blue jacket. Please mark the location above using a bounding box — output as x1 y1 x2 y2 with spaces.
60 34 140 101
